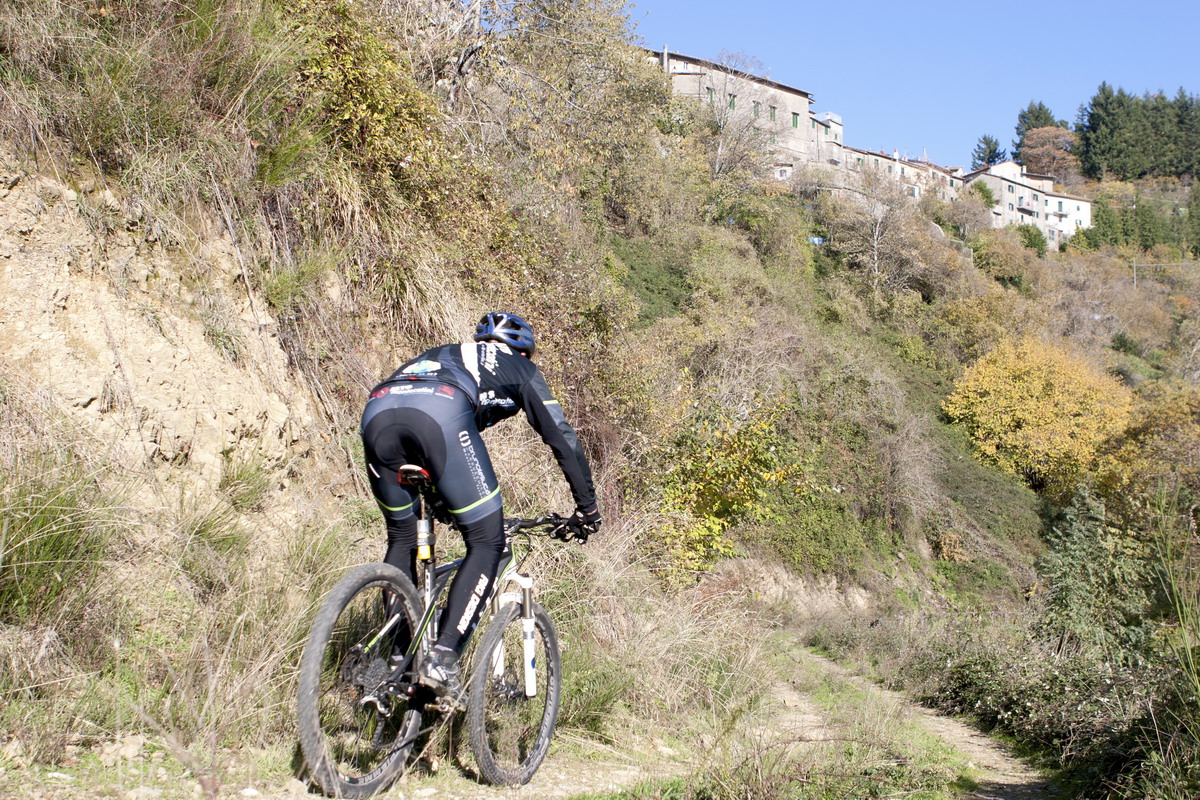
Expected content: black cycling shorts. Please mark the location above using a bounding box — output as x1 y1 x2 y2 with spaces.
359 381 502 527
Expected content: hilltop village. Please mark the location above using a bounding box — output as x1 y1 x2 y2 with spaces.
652 48 1093 244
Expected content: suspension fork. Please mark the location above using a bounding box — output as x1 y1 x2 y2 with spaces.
491 570 538 697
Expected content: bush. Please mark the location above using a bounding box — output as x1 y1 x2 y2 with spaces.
0 453 112 626
1016 223 1048 257
944 337 1133 494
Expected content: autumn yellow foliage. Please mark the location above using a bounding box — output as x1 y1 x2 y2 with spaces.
944 338 1132 494
1097 381 1200 515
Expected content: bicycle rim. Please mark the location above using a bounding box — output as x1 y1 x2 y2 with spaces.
298 564 423 798
467 602 561 785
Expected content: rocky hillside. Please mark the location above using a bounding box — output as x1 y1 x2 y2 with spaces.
1 145 311 487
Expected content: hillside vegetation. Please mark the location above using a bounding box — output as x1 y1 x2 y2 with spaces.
2 1 1199 798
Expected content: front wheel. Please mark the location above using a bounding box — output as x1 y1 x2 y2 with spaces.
297 563 424 799
466 601 561 786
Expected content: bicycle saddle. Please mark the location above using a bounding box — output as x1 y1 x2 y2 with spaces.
397 464 433 488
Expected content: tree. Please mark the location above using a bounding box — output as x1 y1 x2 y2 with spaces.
943 185 994 240
1016 224 1048 258
1013 101 1063 163
1189 189 1200 257
827 167 928 299
943 337 1133 494
1131 196 1170 251
1078 82 1152 180
1081 196 1124 249
971 134 1006 169
1181 90 1200 177
1144 91 1184 175
1020 126 1080 183
697 51 779 183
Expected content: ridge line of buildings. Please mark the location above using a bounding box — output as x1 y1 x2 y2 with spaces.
650 47 1092 242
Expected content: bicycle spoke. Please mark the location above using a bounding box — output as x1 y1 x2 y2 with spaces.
468 604 560 785
298 566 424 798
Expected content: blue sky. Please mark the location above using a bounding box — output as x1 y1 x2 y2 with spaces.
627 0 1200 169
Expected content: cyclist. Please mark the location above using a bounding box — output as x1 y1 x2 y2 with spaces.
360 311 602 699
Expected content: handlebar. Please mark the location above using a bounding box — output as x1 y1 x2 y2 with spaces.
504 514 590 543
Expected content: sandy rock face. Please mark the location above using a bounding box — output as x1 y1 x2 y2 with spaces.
0 151 312 483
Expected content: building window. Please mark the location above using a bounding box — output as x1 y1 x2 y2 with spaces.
1058 200 1063 212
901 167 906 176
856 157 863 165
810 119 816 129
834 132 839 141
706 87 714 102
1008 184 1014 193
907 186 916 197
728 93 736 110
1033 193 1038 202
1009 203 1014 210
769 105 777 121
793 113 800 128
888 165 893 174
753 101 760 117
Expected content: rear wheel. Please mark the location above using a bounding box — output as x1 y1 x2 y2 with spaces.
466 602 561 785
297 563 424 798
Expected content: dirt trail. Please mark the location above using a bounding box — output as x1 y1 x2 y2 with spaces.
337 639 1053 800
1 637 1053 799
782 645 1054 800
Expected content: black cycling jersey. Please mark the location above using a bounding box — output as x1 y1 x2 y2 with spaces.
370 341 596 513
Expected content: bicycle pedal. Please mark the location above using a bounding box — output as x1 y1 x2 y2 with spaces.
424 695 465 714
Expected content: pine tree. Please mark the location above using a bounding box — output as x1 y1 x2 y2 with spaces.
1078 83 1151 180
1132 197 1168 250
1144 92 1183 175
1013 101 1062 164
1179 90 1200 178
971 135 1006 169
1188 190 1200 257
1083 197 1123 248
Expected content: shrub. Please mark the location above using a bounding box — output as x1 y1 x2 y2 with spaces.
657 398 796 572
1016 223 1048 257
0 453 112 626
970 228 1037 290
1037 492 1156 655
944 337 1133 494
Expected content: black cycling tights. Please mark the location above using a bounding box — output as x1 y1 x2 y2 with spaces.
382 507 505 654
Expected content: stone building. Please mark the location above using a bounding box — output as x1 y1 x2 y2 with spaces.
650 47 1092 240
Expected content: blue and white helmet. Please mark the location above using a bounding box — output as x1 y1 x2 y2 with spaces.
474 312 536 357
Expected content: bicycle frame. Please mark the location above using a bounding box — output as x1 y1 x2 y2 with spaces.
397 496 544 698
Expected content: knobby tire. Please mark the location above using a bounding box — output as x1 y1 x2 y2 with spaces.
297 563 423 799
466 601 561 786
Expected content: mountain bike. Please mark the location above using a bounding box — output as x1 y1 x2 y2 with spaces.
296 464 581 798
